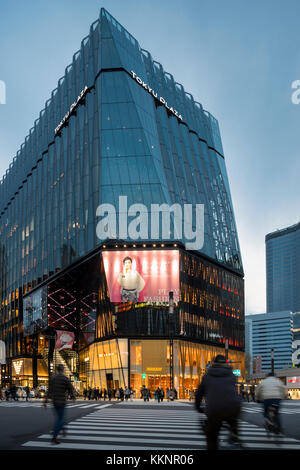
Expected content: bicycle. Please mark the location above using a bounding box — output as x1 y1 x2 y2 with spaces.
264 403 282 437
199 406 244 450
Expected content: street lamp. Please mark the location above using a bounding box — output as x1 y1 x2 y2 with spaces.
271 348 275 375
169 291 174 390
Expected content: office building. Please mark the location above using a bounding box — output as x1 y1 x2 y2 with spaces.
246 311 293 375
0 9 244 396
266 223 300 313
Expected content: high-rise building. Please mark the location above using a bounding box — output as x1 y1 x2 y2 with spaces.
0 9 244 395
266 222 300 313
245 312 293 374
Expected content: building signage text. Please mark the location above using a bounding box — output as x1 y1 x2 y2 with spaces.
130 71 183 121
55 85 89 135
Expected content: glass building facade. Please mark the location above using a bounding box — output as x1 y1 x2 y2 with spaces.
266 223 300 313
0 9 244 395
246 312 293 374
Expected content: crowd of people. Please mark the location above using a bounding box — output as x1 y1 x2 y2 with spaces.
0 385 39 401
82 386 135 401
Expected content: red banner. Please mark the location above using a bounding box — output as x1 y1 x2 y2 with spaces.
55 331 75 351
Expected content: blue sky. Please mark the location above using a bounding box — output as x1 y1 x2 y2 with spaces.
0 0 299 314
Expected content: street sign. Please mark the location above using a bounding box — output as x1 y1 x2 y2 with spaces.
233 369 241 376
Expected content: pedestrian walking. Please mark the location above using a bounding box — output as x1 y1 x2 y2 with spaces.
83 387 87 400
130 387 134 401
124 387 130 401
43 364 76 445
10 385 18 401
169 388 175 401
141 385 147 402
25 385 30 402
160 387 164 402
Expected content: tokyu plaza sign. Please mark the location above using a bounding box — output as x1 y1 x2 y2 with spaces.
54 85 89 135
54 70 183 136
130 71 183 121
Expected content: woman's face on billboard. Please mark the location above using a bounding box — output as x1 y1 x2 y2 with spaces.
124 259 132 272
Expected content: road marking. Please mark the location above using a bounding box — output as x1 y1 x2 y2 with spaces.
20 407 300 450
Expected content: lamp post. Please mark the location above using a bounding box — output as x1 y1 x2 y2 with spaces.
169 291 174 390
225 337 229 362
271 348 275 375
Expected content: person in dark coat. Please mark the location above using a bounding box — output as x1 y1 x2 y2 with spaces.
195 354 242 450
25 386 30 402
43 364 76 445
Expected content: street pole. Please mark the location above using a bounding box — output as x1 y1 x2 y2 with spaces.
271 348 274 375
225 337 229 362
169 291 174 390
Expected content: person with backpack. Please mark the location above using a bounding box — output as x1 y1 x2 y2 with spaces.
195 354 243 450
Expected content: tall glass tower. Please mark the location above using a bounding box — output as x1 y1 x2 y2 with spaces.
266 223 300 313
0 9 244 393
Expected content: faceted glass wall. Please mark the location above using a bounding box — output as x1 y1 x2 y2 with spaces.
0 8 243 360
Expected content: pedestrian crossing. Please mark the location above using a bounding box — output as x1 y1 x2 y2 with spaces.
0 400 113 410
242 403 300 415
21 407 300 450
0 399 191 408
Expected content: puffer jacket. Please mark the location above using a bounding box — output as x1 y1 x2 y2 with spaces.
45 372 75 406
195 364 242 417
255 376 286 401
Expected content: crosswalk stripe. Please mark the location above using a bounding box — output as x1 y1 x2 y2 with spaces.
78 404 101 408
95 404 112 410
21 442 185 450
35 433 205 446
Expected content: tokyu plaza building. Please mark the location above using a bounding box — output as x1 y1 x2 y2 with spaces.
0 9 244 396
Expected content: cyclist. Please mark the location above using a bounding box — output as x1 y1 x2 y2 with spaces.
195 354 243 450
255 372 287 433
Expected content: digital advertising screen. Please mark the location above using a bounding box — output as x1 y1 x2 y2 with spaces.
23 286 48 336
102 249 180 304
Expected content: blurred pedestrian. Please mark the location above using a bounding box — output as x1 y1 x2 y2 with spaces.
195 354 243 450
43 364 76 445
255 372 287 433
25 385 30 402
124 387 130 401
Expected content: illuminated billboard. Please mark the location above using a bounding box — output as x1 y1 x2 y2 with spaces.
102 250 179 303
23 286 48 336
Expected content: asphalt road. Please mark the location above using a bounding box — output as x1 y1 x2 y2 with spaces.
1 398 300 451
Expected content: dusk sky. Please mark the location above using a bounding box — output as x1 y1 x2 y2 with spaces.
1 0 299 315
